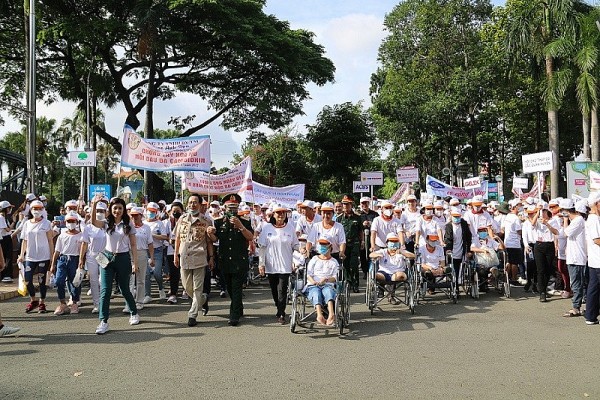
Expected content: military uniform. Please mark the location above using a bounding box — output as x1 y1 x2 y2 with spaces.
214 202 253 324
338 195 363 291
360 209 379 276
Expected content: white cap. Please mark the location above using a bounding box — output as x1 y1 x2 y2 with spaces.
320 201 334 211
407 194 417 201
317 233 333 244
314 202 321 207
130 207 144 215
449 198 460 206
158 200 167 205
548 198 559 207
25 193 36 201
525 196 535 205
0 200 12 209
472 195 484 205
39 195 47 201
65 211 79 221
359 196 370 203
559 199 574 210
393 204 402 211
95 202 108 211
210 200 220 207
298 234 308 241
509 198 521 208
433 200 444 209
172 198 183 204
65 200 78 208
588 192 600 206
385 232 400 242
380 200 393 208
422 200 433 209
301 200 315 209
525 205 537 214
272 203 287 212
450 207 462 216
146 202 160 211
30 200 44 209
126 202 136 210
575 200 588 214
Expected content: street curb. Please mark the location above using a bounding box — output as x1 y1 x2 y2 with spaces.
0 289 20 302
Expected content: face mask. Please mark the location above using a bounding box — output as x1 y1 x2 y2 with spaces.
147 212 156 219
561 211 569 217
435 210 443 217
31 210 42 218
317 244 329 255
66 222 78 230
387 242 400 250
424 209 433 216
173 211 182 219
478 231 488 240
96 212 106 221
382 209 393 217
189 209 199 216
426 240 437 248
452 216 461 224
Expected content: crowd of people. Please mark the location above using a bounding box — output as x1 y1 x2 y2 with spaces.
0 187 599 336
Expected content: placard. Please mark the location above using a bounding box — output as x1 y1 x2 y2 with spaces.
512 177 529 190
69 151 96 167
89 184 111 201
463 176 481 190
360 171 383 186
396 167 419 183
353 181 370 193
522 151 554 174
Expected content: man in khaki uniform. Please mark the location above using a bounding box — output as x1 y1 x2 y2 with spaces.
174 194 215 327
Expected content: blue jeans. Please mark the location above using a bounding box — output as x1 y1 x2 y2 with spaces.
55 255 80 302
567 264 585 309
145 247 164 296
306 284 336 307
585 267 600 322
24 260 48 299
99 252 137 322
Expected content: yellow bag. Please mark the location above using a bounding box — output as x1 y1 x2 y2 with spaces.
17 262 28 296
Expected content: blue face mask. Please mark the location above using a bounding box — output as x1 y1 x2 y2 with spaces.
317 245 329 255
148 212 156 219
478 231 488 240
387 242 400 250
452 216 461 224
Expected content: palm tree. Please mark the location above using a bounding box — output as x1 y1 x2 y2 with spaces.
504 0 585 197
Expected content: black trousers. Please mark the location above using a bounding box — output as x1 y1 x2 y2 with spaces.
534 242 555 293
268 273 289 317
224 271 246 321
167 254 180 296
0 235 12 279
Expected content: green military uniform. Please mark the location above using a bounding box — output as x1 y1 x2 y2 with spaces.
214 199 253 324
338 195 363 291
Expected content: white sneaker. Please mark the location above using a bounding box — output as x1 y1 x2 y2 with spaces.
87 289 92 296
142 295 152 304
123 305 131 314
1 277 13 283
181 291 189 300
91 306 99 314
95 321 109 334
67 299 74 306
167 295 177 304
517 277 527 285
159 289 166 300
0 325 20 336
129 314 140 325
136 303 144 310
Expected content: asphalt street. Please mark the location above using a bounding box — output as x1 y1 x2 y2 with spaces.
0 281 598 399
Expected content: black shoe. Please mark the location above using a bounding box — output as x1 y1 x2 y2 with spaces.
363 272 367 280
202 305 209 316
228 319 239 326
524 282 531 292
539 292 547 303
188 317 197 327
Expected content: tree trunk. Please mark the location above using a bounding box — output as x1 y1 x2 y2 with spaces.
546 54 559 198
143 53 163 201
583 113 590 159
469 111 477 177
592 105 599 162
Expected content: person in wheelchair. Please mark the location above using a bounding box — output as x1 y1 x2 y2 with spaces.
469 227 505 292
304 234 340 326
419 234 449 294
369 233 415 304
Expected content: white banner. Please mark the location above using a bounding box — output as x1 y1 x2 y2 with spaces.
360 171 384 186
241 182 305 208
463 176 482 190
512 177 529 190
353 181 370 193
426 175 488 200
121 124 211 172
522 151 554 174
183 156 253 195
396 167 419 183
68 151 96 167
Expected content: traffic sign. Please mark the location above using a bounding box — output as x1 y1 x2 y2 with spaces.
360 171 384 186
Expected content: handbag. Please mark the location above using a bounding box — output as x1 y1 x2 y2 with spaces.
72 268 85 287
95 250 115 269
475 249 499 269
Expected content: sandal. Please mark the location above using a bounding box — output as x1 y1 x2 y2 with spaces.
563 310 582 317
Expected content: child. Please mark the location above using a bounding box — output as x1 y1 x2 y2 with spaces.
51 212 83 315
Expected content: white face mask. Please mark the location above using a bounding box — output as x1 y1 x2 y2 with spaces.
435 210 443 217
66 222 78 230
96 212 106 221
383 209 393 217
424 209 433 216
31 210 42 218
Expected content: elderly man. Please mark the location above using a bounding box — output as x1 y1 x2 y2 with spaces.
174 194 215 327
359 197 379 279
209 194 254 326
336 194 363 293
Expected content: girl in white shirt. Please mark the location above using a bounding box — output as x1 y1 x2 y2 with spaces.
130 207 154 312
50 212 83 315
91 197 140 335
18 200 54 314
258 205 299 324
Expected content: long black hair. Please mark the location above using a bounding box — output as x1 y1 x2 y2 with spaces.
107 198 132 235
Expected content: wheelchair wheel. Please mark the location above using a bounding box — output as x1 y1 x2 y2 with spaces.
472 268 480 299
408 279 415 314
290 291 298 333
344 283 351 327
366 265 376 315
335 287 345 335
451 271 458 304
504 271 511 298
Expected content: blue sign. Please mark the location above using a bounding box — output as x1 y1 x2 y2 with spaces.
89 184 112 201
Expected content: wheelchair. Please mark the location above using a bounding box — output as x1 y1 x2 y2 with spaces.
489 250 510 298
463 249 509 298
289 264 350 335
416 252 457 303
365 258 415 315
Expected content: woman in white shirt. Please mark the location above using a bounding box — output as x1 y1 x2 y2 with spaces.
79 201 109 314
50 212 83 315
130 207 154 312
91 197 140 335
258 205 299 324
0 201 14 282
18 200 54 314
561 200 587 317
304 234 339 326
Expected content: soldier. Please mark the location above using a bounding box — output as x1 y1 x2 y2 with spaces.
208 194 254 326
359 197 379 280
337 194 363 293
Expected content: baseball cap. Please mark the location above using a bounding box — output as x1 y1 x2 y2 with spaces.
65 200 78 208
472 195 484 205
525 205 537 214
341 194 354 203
301 200 315 209
30 200 44 209
130 207 143 215
146 202 160 211
65 211 79 221
317 234 333 244
96 202 108 211
450 207 462 217
359 196 370 203
320 201 334 211
588 191 600 206
575 200 588 214
385 232 399 242
0 200 12 209
25 193 36 201
126 202 136 210
407 194 417 201
559 199 574 210
380 200 393 208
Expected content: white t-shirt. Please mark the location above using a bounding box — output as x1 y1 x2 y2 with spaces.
433 215 446 232
20 219 53 262
419 244 445 269
564 215 587 265
305 256 339 288
258 223 298 274
81 223 107 255
134 223 153 251
307 221 346 253
553 215 567 260
493 214 506 234
471 237 500 252
521 219 537 245
0 214 10 237
416 217 440 246
145 219 166 249
502 214 522 249
374 249 406 274
403 210 421 240
55 231 83 256
295 214 322 236
586 214 600 268
370 216 402 248
535 218 559 242
104 221 136 253
464 210 493 237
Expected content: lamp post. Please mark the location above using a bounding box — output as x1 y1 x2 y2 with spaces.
25 0 37 194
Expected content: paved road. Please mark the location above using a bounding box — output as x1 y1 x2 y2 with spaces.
0 281 598 399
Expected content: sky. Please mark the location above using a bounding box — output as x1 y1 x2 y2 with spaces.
0 0 507 170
